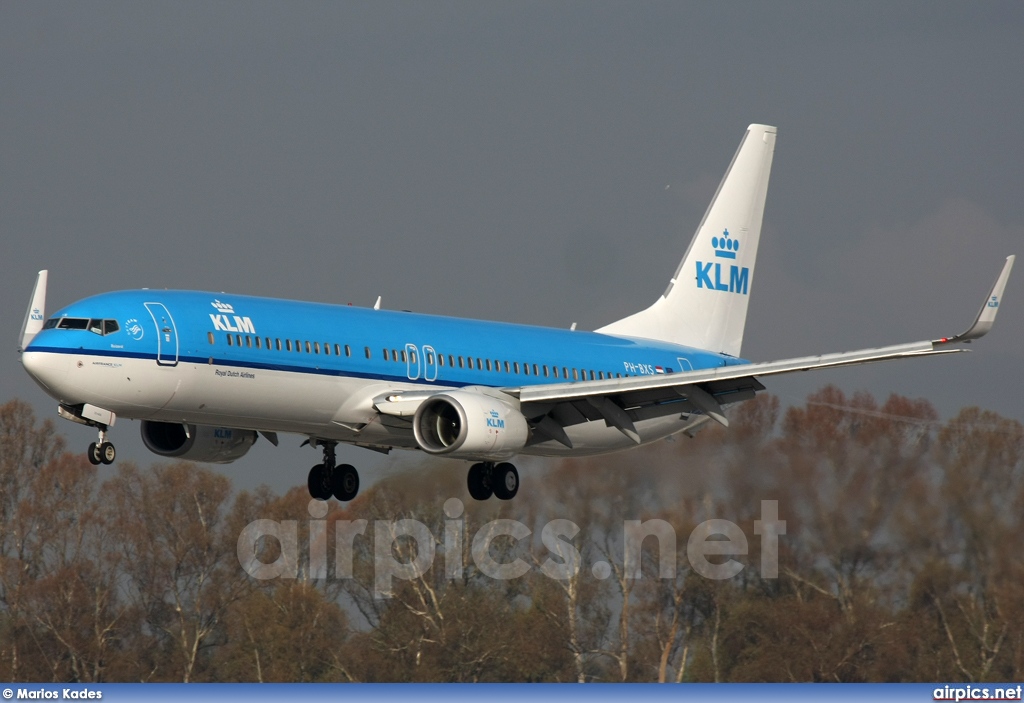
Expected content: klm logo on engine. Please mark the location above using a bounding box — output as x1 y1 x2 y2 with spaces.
696 229 749 295
209 300 256 334
486 410 505 429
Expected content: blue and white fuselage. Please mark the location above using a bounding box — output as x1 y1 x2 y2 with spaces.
23 289 743 456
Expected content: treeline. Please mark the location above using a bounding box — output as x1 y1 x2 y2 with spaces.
0 387 1022 683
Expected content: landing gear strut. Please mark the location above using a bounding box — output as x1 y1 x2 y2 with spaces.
467 462 519 501
307 441 359 502
87 426 116 466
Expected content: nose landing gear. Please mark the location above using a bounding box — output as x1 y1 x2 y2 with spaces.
87 427 116 466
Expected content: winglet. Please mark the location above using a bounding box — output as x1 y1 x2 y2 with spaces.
935 255 1014 345
19 270 48 352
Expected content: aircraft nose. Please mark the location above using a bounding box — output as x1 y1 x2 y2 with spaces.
21 350 69 392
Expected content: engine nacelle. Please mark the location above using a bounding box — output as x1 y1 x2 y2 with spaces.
140 421 257 464
413 391 529 459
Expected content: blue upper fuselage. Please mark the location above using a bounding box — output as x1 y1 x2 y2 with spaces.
26 289 750 388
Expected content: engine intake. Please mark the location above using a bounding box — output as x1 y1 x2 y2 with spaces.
413 391 529 459
140 421 257 464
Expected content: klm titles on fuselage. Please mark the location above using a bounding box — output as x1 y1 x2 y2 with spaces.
696 229 749 295
209 300 256 334
210 313 256 334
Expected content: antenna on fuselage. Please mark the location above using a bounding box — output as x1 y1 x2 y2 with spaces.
373 296 382 311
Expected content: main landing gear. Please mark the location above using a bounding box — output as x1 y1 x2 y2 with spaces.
307 441 360 502
87 427 116 466
467 462 519 501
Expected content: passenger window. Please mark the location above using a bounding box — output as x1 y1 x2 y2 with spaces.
294 340 301 352
411 350 417 364
286 339 292 351
552 366 558 379
227 334 233 346
562 367 569 379
266 337 272 349
476 357 482 369
533 364 539 376
438 354 445 367
401 350 407 363
256 337 262 349
323 342 329 355
523 363 530 376
598 371 604 380
493 359 500 371
572 368 578 381
383 349 389 361
589 370 595 380
314 342 320 354
236 335 242 346
504 361 510 373
427 351 434 364
276 339 282 351
485 359 491 371
514 362 520 374
207 332 215 344
458 356 464 368
467 357 473 370
305 341 311 353
365 347 371 359
246 336 252 348
449 355 455 367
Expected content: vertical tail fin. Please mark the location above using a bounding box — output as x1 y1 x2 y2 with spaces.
596 124 776 357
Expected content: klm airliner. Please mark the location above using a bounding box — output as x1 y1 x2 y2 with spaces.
17 125 1015 502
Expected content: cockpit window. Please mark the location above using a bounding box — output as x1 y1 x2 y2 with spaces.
48 317 121 335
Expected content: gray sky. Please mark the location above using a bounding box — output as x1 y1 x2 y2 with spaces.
3 2 1022 494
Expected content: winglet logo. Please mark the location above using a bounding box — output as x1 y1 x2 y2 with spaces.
30 308 43 322
696 228 749 295
988 295 1000 308
209 300 256 334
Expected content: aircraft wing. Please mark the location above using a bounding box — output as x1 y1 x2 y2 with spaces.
508 256 1015 445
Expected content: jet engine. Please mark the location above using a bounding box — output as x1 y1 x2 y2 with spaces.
141 421 257 464
413 391 529 459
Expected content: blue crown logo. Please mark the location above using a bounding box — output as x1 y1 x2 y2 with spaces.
712 229 739 259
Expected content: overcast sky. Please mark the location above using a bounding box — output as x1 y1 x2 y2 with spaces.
3 2 1022 494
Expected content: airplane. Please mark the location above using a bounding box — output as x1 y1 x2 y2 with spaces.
17 124 1015 503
